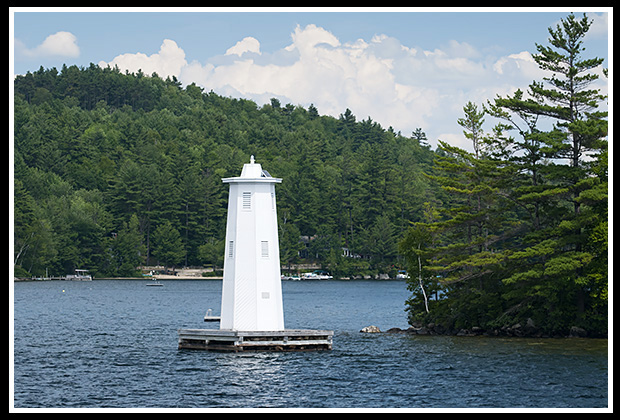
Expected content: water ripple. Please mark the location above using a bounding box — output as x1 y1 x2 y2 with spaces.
13 280 608 408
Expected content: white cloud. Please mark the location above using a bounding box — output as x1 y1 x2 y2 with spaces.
99 39 187 79
226 37 261 56
291 23 341 54
493 51 542 79
100 24 584 152
19 31 80 58
584 12 608 40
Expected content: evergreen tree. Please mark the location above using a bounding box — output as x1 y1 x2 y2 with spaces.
109 214 145 276
151 220 184 268
400 103 516 330
489 12 608 334
399 12 607 336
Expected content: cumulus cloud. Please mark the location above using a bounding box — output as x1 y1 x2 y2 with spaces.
19 31 80 58
100 23 587 151
225 36 261 56
179 25 440 133
99 39 187 79
583 12 608 40
492 50 546 83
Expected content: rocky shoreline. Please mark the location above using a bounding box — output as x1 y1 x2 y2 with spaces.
361 319 598 338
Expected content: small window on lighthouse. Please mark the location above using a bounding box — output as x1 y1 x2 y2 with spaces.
242 192 251 210
228 241 234 258
261 241 269 258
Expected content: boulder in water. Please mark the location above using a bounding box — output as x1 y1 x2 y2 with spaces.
360 325 381 333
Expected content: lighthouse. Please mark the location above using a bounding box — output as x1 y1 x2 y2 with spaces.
178 156 332 351
220 155 284 331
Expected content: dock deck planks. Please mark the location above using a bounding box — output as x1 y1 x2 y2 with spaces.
178 328 333 352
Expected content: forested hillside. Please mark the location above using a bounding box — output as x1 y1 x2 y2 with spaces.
13 64 436 279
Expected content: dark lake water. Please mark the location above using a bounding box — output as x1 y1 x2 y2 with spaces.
12 279 608 409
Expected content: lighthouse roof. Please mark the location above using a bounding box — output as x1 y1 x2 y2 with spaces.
222 155 282 184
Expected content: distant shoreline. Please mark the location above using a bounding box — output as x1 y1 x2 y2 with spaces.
13 276 223 282
14 276 406 282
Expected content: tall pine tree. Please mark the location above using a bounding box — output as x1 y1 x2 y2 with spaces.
401 13 607 336
490 13 608 334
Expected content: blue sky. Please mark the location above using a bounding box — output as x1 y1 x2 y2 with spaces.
11 8 610 150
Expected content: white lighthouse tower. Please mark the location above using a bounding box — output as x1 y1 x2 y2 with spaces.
219 155 284 331
178 156 332 351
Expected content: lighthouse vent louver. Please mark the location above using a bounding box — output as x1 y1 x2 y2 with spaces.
242 191 251 209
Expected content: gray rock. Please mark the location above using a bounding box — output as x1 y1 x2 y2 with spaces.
360 325 381 333
523 318 539 336
569 326 587 338
385 327 403 334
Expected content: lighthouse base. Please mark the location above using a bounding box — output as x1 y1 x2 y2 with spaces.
178 328 333 352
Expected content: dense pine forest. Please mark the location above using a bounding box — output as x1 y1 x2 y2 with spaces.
13 62 436 279
13 13 607 337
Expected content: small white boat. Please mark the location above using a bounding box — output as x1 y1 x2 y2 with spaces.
65 269 92 281
301 270 333 280
146 279 164 287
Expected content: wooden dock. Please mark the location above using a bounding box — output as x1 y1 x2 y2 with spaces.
178 329 333 352
203 308 221 322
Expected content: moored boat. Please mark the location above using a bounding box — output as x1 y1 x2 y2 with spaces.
65 269 92 281
301 270 333 280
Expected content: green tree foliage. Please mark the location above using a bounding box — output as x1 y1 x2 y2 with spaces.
13 63 434 278
108 214 145 277
399 13 607 337
151 220 184 267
